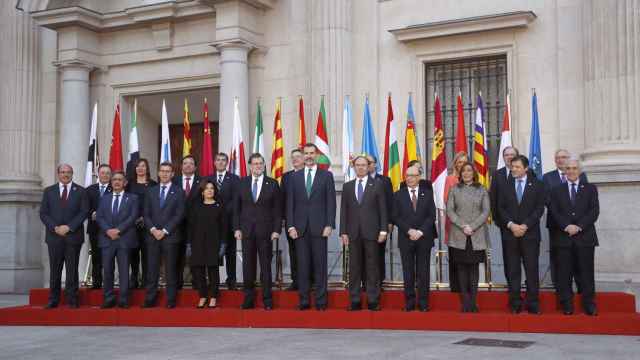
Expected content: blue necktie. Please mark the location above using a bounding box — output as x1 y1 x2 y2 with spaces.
357 179 364 204
159 185 167 208
252 178 258 203
112 194 120 217
570 183 577 205
516 179 524 204
100 185 106 197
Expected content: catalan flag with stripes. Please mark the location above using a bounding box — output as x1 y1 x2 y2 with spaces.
473 94 489 189
271 99 285 182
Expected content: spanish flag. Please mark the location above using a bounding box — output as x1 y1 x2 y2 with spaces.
182 99 192 157
271 99 284 183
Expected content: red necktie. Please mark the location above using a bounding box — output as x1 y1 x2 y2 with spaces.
185 177 191 196
411 189 417 211
61 184 68 204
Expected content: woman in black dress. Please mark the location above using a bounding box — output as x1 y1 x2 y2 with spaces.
188 179 227 308
125 158 157 288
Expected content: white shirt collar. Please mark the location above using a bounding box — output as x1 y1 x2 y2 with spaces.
306 165 318 173
568 178 580 188
183 174 194 181
112 190 124 196
515 174 527 184
217 171 226 178
159 182 171 188
252 174 264 182
407 185 419 194
99 182 109 187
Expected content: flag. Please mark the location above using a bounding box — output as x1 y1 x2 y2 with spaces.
125 99 140 178
431 94 447 210
253 99 265 155
497 92 512 169
455 91 468 155
402 95 421 178
529 91 543 179
182 99 192 157
271 98 284 182
229 97 247 177
473 94 490 189
383 94 401 191
361 96 381 174
160 99 171 163
108 103 124 172
199 98 214 177
342 95 355 182
84 102 99 186
298 96 307 148
314 96 332 170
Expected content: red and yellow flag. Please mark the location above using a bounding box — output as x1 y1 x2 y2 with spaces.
200 98 214 177
271 99 285 182
298 96 307 148
182 99 192 157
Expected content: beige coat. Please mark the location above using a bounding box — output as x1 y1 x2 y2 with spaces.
446 184 490 251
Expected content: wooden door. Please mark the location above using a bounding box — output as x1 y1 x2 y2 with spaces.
159 122 219 175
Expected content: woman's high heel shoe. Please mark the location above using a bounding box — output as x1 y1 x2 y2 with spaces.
208 298 217 308
197 298 207 309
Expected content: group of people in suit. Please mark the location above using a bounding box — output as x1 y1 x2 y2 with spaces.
40 141 600 315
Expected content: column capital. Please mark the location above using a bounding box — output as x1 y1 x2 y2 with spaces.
211 39 259 52
52 59 100 72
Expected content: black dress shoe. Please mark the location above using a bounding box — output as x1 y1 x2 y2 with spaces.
562 302 574 315
226 281 237 290
316 304 327 311
418 304 429 312
142 301 156 308
527 304 541 315
403 303 415 312
584 304 598 316
367 303 380 311
510 304 522 314
298 303 311 311
347 302 362 311
286 284 298 291
241 299 255 310
91 284 102 290
118 302 129 309
166 303 176 309
68 302 80 309
129 279 139 289
44 302 58 309
100 301 116 309
264 304 273 311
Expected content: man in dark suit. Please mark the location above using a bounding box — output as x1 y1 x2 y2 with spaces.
95 171 139 308
366 155 393 287
86 164 112 289
281 148 305 291
399 160 438 240
39 164 88 309
392 165 436 312
234 153 282 310
549 158 599 316
287 143 336 311
143 162 185 308
214 152 240 289
543 149 589 290
497 155 546 314
340 155 388 311
489 145 519 287
172 155 202 289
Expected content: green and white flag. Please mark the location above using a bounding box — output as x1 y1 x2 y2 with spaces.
252 99 265 156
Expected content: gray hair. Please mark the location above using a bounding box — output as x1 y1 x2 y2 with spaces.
56 163 73 173
566 156 582 169
555 149 570 157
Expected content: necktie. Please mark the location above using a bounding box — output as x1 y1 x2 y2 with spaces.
185 177 191 196
252 178 258 202
570 183 577 205
160 185 167 208
357 179 364 204
61 184 68 204
305 169 313 197
100 185 106 197
411 189 417 211
561 173 567 183
217 174 223 188
112 194 120 217
516 179 524 204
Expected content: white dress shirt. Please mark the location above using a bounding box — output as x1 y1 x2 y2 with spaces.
111 191 124 213
58 182 71 197
567 178 580 195
251 174 264 201
514 174 527 193
354 176 368 199
304 165 318 185
182 174 195 191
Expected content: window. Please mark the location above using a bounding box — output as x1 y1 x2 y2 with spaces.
425 55 508 175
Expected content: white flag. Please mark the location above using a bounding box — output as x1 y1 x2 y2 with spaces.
497 92 512 170
342 95 354 182
160 99 172 163
84 102 98 187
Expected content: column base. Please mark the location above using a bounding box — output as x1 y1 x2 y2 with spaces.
581 146 640 183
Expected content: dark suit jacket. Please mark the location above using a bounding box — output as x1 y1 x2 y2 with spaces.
374 174 394 226
172 174 202 205
399 178 438 238
340 177 388 241
211 172 240 218
549 182 599 247
86 182 112 235
286 167 336 237
497 176 546 242
392 185 436 250
543 169 588 229
233 175 282 238
281 169 299 222
489 167 510 228
143 183 185 244
39 183 89 245
96 192 139 248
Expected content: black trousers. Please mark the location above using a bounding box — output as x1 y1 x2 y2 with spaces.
242 233 273 304
556 244 595 307
287 233 298 286
504 236 540 307
47 241 81 304
129 227 147 288
223 218 237 285
88 233 102 287
191 265 220 298
296 232 328 307
399 240 431 308
102 245 130 304
549 229 582 293
456 263 479 307
145 240 179 305
348 235 380 305
361 239 386 288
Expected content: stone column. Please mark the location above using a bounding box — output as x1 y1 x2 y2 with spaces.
582 0 640 180
216 42 251 156
56 61 93 179
0 3 43 292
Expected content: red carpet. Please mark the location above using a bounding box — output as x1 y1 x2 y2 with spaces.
1 288 638 335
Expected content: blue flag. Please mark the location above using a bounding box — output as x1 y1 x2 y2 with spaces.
361 96 381 174
529 92 542 179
